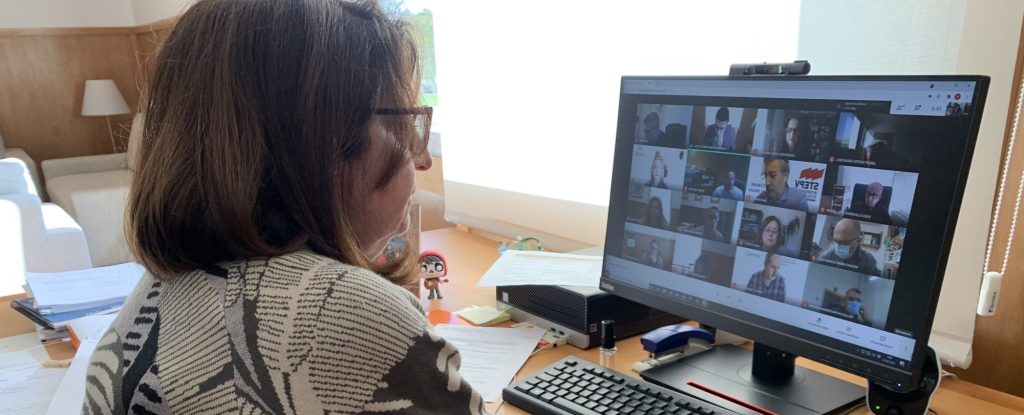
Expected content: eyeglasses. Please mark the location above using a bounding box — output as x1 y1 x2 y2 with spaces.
831 232 862 246
374 106 433 152
785 128 797 133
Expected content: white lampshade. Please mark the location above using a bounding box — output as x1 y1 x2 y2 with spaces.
81 79 130 117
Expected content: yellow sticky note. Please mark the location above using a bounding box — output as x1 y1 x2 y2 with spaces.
456 306 510 326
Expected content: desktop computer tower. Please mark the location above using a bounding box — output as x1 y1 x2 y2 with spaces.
495 284 683 349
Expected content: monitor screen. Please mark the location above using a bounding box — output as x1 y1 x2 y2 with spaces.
601 76 988 390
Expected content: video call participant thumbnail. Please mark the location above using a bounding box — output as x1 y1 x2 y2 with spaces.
623 227 676 271
730 247 809 306
800 264 895 330
683 150 751 200
847 182 891 224
736 204 810 259
713 171 744 200
703 107 737 150
672 234 736 287
626 186 675 230
751 109 837 161
675 195 739 243
821 164 919 227
635 104 694 148
811 217 885 277
748 157 826 212
690 106 756 154
630 145 687 192
828 111 939 170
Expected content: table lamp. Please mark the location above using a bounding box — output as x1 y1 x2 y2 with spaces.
81 79 131 152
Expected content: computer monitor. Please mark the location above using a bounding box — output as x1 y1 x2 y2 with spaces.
601 76 989 413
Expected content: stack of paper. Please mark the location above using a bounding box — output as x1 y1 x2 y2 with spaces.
11 297 120 330
25 262 144 314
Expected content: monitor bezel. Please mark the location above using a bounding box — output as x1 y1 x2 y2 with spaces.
601 74 990 391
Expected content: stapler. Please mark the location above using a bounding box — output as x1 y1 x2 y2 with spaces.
632 325 715 373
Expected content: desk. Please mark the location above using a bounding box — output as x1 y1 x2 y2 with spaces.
418 228 1024 415
3 228 1021 414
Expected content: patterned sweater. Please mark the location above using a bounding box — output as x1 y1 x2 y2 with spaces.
82 251 487 414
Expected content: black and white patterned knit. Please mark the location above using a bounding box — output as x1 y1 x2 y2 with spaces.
82 250 488 414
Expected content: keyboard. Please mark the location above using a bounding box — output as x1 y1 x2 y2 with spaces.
503 357 747 415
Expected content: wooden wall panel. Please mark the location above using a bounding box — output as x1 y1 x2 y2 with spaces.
132 24 173 91
0 32 140 162
948 15 1024 397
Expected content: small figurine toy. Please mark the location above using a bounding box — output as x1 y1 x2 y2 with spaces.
419 250 449 300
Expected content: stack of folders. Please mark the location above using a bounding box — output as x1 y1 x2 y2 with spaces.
11 262 145 343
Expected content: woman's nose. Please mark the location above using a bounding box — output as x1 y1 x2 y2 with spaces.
414 151 433 171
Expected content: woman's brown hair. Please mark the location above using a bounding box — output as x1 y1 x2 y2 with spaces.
128 0 423 284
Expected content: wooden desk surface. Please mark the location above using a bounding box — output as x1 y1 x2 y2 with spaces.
3 228 1020 414
419 227 1024 415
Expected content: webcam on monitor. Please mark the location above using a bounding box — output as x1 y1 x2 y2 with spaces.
729 60 811 76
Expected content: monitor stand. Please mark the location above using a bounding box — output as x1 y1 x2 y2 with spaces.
639 343 864 415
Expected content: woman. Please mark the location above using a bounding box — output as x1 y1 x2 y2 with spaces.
641 196 668 229
647 151 669 189
760 216 784 253
779 116 813 160
83 1 485 413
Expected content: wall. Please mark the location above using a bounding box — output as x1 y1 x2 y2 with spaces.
130 0 193 26
800 0 1024 396
0 0 135 28
0 0 183 168
949 11 1024 397
0 29 141 162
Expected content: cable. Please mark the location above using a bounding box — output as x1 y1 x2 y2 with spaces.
984 68 1024 275
529 344 553 356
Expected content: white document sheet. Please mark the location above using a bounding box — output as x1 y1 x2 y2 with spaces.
25 262 145 312
45 337 98 415
0 367 66 415
46 316 116 415
476 250 603 287
434 324 545 402
0 334 66 415
0 333 43 354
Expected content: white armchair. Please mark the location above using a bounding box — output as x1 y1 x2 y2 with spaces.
40 113 141 267
41 153 130 266
0 157 92 296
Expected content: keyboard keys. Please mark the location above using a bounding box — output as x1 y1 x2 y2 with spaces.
505 357 737 415
552 397 600 415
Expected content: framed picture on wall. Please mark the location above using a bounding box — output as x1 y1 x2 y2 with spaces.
377 204 422 297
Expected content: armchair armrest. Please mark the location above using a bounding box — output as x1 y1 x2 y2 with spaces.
0 199 27 296
41 153 129 182
3 148 42 197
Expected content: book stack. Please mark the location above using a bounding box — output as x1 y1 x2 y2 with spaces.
11 262 145 344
